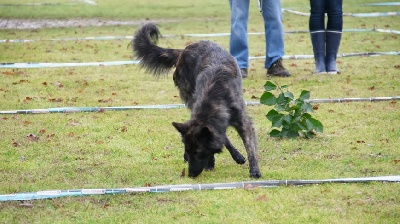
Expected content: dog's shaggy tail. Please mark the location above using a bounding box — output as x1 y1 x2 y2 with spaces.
132 23 182 76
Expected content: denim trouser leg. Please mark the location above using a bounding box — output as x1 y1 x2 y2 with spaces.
229 0 250 69
309 0 342 31
309 0 326 31
261 0 285 68
326 0 343 32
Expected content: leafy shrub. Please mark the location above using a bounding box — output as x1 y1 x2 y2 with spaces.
260 81 323 138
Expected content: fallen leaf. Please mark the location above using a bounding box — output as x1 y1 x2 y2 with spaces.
26 133 39 142
1 70 24 76
19 201 34 208
67 120 81 126
12 80 30 85
346 76 350 84
54 81 64 88
23 120 32 125
120 126 128 132
255 194 269 202
244 184 259 190
98 98 113 103
180 168 186 178
49 98 63 102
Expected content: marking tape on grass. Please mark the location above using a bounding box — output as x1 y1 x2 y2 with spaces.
0 52 398 69
0 97 398 115
0 36 132 43
0 0 96 6
0 175 398 201
0 60 139 68
1 28 399 43
363 2 400 6
283 9 400 17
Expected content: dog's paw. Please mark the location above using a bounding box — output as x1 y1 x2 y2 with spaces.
204 167 214 171
250 170 262 179
235 154 246 165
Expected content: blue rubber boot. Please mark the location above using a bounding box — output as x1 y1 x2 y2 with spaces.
310 31 326 74
326 31 342 74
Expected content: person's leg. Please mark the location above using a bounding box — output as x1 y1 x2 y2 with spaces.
325 0 343 74
309 0 326 74
261 0 285 68
229 0 250 70
262 0 290 77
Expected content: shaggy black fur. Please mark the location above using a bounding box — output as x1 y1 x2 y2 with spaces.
132 23 261 178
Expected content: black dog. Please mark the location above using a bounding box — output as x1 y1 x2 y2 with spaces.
132 23 261 178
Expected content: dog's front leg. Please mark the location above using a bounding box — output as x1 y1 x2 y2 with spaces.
205 155 215 171
224 135 246 165
235 117 262 178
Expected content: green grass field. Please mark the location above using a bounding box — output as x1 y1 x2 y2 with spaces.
0 0 399 223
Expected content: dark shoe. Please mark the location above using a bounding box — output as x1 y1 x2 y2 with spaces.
267 58 291 77
240 68 248 78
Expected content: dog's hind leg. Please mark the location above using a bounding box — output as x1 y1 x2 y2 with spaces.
235 116 262 178
224 135 246 165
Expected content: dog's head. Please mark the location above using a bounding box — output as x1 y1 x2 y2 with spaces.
172 121 223 177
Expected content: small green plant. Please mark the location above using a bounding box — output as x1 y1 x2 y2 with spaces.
260 81 323 138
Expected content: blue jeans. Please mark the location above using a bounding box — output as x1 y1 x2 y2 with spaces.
309 0 343 32
229 0 285 69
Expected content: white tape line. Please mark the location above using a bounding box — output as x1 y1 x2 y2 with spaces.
0 61 140 68
169 188 193 191
125 188 151 193
364 2 400 6
37 190 62 196
83 0 97 5
81 189 106 195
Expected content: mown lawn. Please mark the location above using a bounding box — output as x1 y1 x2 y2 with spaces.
0 0 399 223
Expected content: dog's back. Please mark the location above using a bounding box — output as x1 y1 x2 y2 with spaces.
173 40 242 108
132 23 241 108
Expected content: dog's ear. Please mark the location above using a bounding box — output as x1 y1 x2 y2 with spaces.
172 122 188 135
